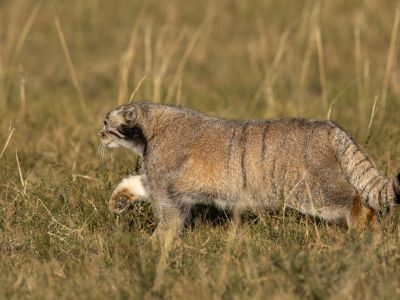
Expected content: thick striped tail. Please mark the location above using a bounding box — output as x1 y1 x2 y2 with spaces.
331 126 400 210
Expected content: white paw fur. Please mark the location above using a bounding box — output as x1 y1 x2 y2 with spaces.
109 175 148 213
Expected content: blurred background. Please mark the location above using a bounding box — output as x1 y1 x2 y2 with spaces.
1 0 399 118
1 0 400 298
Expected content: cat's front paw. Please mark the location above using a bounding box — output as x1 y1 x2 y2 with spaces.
108 175 148 214
109 188 136 213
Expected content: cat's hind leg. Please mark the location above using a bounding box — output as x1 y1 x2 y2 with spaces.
347 193 376 229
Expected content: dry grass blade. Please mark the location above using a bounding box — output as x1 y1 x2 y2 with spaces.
299 2 321 91
364 96 378 149
15 3 41 56
381 3 400 114
38 197 74 232
150 228 180 294
128 74 149 103
55 17 88 115
19 64 26 117
165 9 214 103
38 197 89 235
214 222 239 299
315 26 328 110
0 2 41 110
176 77 183 105
118 25 139 105
144 23 152 76
117 2 149 105
354 22 365 120
0 59 4 109
152 30 186 103
47 231 68 245
326 78 359 120
15 150 25 189
72 174 102 183
250 28 290 108
0 123 15 160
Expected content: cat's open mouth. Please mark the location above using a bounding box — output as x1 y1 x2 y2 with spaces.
98 129 121 148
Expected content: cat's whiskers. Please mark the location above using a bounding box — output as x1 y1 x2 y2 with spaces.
96 142 102 156
97 141 106 161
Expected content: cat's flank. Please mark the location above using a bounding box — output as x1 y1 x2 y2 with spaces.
99 101 400 237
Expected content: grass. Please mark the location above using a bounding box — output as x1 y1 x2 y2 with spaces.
1 0 400 298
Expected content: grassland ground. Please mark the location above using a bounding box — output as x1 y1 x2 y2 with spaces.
1 0 400 299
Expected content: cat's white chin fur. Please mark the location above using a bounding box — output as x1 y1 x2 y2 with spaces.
107 141 120 148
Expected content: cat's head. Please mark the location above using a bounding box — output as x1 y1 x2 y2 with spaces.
99 101 149 156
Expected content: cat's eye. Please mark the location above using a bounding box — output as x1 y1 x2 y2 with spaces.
126 111 133 119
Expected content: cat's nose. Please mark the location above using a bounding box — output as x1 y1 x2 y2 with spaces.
98 129 106 138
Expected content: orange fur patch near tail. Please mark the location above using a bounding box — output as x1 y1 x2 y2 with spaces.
350 193 376 229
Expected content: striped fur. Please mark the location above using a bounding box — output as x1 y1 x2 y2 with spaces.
331 127 396 211
99 101 400 237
